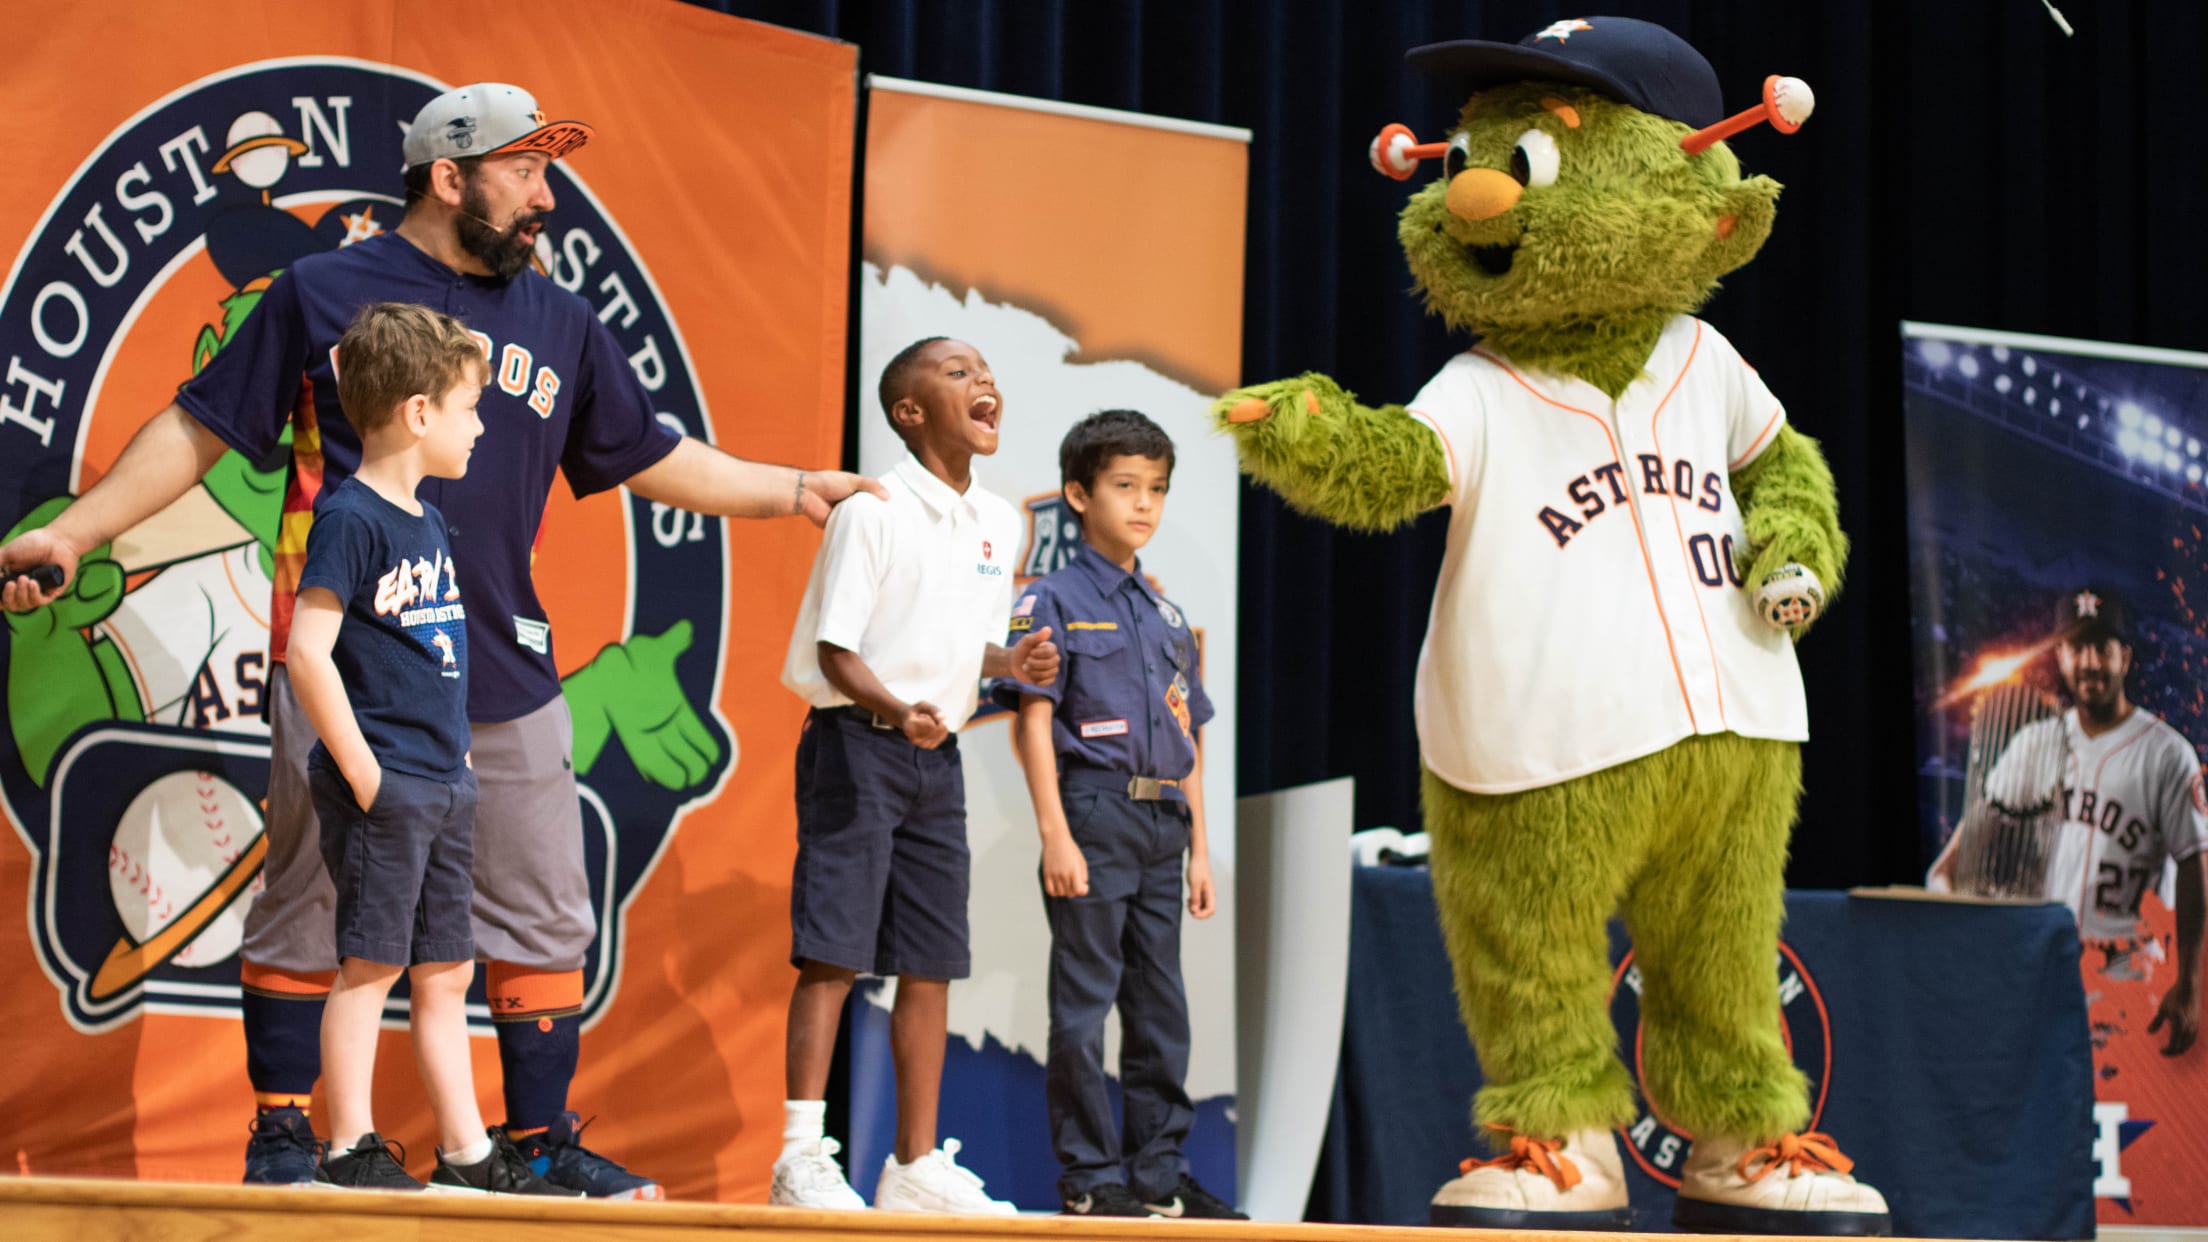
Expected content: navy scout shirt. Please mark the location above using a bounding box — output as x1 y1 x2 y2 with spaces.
178 231 680 724
996 541 1214 782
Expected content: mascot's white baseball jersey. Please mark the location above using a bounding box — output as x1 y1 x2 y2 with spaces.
1406 315 1806 792
1987 707 2208 941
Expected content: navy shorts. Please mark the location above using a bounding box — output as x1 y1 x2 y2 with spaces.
308 762 478 968
791 708 970 979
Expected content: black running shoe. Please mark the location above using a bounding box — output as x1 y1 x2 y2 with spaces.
1144 1174 1249 1219
1064 1181 1156 1216
511 1112 663 1200
316 1133 422 1191
243 1107 323 1186
430 1128 585 1196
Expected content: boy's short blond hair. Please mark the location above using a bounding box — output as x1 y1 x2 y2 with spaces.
335 302 488 433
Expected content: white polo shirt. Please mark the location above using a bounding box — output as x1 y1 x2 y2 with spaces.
1408 315 1809 794
781 453 1022 730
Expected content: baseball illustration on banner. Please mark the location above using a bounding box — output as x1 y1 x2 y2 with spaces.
107 770 264 969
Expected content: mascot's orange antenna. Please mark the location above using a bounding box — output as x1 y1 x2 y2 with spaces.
1680 75 1814 155
1368 74 1815 180
1368 122 1446 180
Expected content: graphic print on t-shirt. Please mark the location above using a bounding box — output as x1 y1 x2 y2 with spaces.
374 546 467 680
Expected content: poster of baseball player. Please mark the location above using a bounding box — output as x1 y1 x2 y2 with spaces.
1902 321 2207 1227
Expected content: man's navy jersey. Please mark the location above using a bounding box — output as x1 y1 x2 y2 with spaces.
178 231 679 723
995 541 1213 783
298 479 470 780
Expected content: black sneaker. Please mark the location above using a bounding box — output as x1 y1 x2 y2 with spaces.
316 1133 423 1191
1064 1181 1155 1216
1144 1174 1248 1219
243 1107 324 1186
511 1112 664 1200
430 1128 585 1196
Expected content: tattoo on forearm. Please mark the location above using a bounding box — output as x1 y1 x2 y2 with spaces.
794 471 806 515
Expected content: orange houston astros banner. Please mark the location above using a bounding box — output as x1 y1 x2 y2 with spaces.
0 0 854 1201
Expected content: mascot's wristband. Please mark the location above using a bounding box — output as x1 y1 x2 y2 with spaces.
1755 563 1823 630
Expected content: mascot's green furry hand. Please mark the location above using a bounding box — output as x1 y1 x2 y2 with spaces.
1732 426 1847 636
1209 373 1450 533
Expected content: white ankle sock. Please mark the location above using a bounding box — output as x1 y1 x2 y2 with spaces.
781 1099 826 1162
329 1132 368 1156
447 1134 494 1166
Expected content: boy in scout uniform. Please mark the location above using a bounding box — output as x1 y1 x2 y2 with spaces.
997 410 1241 1220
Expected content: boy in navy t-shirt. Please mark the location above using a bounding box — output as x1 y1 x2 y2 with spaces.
996 410 1241 1219
289 303 567 1195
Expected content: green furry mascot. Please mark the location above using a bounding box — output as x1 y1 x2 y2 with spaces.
1215 17 1889 1236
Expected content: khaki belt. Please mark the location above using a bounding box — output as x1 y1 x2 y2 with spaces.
1063 766 1183 802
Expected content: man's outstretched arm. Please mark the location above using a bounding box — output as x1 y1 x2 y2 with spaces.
624 438 886 527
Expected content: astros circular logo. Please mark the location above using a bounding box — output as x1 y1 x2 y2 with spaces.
0 58 730 1032
1606 941 1832 1187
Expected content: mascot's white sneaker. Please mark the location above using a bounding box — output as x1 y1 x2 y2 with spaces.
1673 1131 1891 1235
1430 1126 1630 1230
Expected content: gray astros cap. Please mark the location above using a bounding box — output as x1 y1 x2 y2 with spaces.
402 83 593 169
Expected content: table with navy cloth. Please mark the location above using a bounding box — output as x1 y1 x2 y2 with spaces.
1309 865 2096 1238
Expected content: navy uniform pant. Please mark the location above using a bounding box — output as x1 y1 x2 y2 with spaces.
1044 778 1194 1200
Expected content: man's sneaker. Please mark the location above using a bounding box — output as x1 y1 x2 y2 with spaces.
770 1137 867 1209
1143 1174 1248 1220
430 1128 585 1197
1429 1126 1631 1229
315 1133 423 1191
243 1107 324 1186
1063 1181 1154 1217
873 1138 1016 1214
1673 1131 1890 1235
510 1112 665 1201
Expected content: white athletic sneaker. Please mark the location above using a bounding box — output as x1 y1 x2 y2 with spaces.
873 1138 1016 1215
769 1137 867 1210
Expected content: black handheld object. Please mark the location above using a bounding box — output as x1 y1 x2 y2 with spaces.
1 564 65 591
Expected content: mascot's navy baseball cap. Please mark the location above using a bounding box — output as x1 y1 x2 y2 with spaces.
403 83 593 170
1405 16 1723 129
2056 585 2132 645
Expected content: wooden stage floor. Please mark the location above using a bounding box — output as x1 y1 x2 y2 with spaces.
0 1175 1952 1242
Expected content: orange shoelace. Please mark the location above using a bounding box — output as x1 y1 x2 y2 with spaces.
1458 1127 1582 1192
1737 1132 1855 1183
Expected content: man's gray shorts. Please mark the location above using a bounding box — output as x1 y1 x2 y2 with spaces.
240 664 596 972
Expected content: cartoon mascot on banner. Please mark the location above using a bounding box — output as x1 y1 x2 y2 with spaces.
1216 17 1889 1235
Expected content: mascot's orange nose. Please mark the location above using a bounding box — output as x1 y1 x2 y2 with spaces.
1446 168 1522 221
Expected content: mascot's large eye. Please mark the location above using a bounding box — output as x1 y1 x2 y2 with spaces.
1511 128 1560 188
1443 132 1472 181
